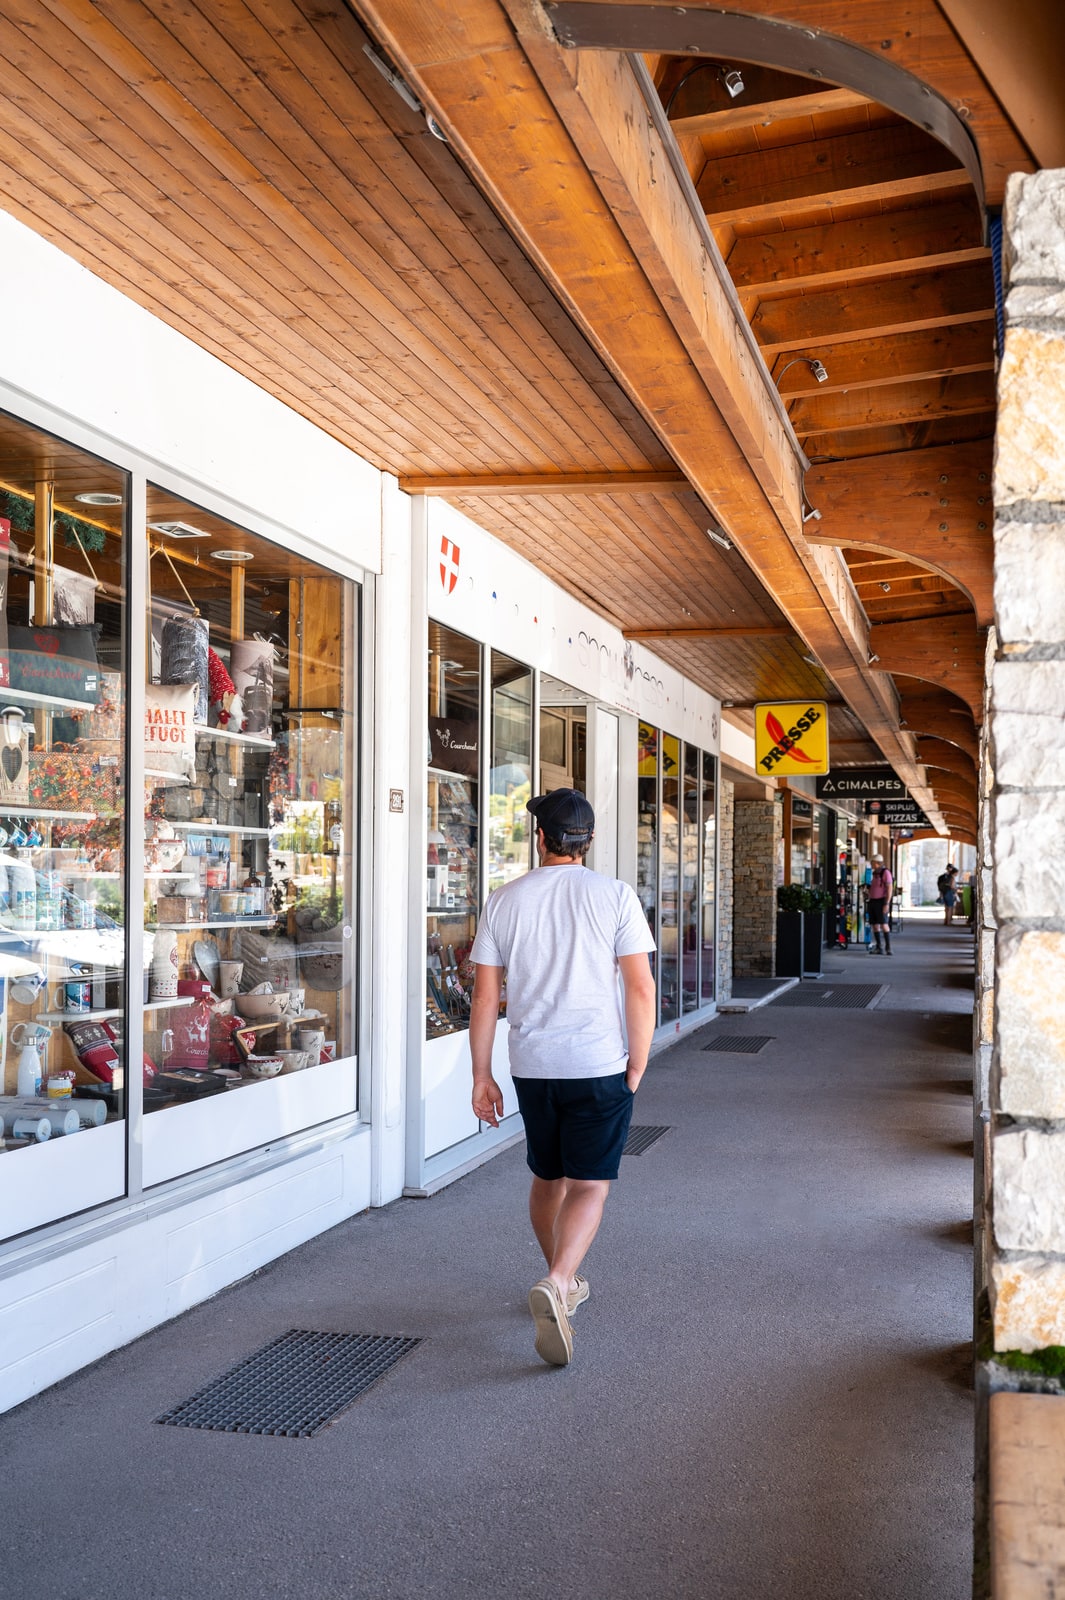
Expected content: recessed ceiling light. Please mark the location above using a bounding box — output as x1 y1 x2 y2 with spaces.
75 492 123 506
211 549 253 562
148 521 211 539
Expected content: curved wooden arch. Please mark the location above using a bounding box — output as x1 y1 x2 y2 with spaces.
917 736 977 785
898 690 979 764
870 619 987 722
805 443 993 625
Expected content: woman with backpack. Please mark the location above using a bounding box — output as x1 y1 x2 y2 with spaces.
938 864 958 925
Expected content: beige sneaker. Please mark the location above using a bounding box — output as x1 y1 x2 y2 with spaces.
566 1275 590 1316
528 1279 573 1366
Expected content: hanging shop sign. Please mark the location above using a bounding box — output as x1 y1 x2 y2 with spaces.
877 798 931 828
791 797 812 817
754 701 829 776
816 768 906 800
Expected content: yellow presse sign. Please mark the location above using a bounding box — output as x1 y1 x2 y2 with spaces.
754 701 829 776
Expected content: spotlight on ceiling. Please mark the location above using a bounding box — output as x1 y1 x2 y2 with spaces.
802 505 822 523
706 526 732 551
802 653 818 667
868 652 881 665
880 581 892 592
720 67 745 97
775 356 829 387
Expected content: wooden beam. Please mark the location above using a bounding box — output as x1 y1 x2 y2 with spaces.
751 262 995 353
671 87 870 139
916 736 977 784
398 469 688 495
698 123 966 226
790 373 996 437
871 618 987 721
936 0 1065 169
772 325 994 397
623 625 791 639
726 201 987 296
805 443 994 625
898 692 979 764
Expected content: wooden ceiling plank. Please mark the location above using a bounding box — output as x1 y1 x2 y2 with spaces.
802 414 995 463
0 130 437 472
772 324 995 396
805 442 993 624
50 0 640 474
725 200 986 295
751 261 995 352
0 13 518 473
789 372 997 436
697 122 966 225
671 86 871 140
916 735 977 783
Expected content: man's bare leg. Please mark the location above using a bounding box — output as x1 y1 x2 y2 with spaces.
529 1174 610 1298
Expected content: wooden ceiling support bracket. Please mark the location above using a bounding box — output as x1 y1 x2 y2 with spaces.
805 443 994 624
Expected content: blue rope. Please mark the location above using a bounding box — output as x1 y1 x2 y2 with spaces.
989 211 1005 360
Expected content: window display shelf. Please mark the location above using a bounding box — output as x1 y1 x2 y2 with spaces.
0 686 98 713
0 805 97 822
170 821 271 838
144 768 189 789
193 724 274 750
146 917 275 932
37 996 195 1025
427 902 475 915
237 1010 327 1033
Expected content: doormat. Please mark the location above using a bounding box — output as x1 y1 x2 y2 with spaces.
767 983 885 1009
701 1035 774 1054
155 1330 421 1438
624 1125 670 1157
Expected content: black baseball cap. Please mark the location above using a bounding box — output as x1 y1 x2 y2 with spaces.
527 788 595 842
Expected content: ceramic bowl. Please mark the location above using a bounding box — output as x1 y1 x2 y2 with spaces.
242 1054 283 1080
277 1050 308 1074
238 991 287 1019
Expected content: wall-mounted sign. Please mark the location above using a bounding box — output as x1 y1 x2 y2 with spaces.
791 797 812 818
754 701 829 776
428 716 479 777
816 768 906 800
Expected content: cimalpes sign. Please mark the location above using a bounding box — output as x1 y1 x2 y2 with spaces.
815 768 907 800
754 701 829 776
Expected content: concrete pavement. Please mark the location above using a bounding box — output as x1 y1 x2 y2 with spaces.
1 908 975 1599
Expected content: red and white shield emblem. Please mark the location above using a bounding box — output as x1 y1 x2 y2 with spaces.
439 536 460 594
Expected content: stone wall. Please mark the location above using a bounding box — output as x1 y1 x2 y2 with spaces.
988 170 1065 1353
732 797 780 978
717 778 734 1002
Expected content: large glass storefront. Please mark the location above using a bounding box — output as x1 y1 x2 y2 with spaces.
637 722 717 1024
0 407 360 1239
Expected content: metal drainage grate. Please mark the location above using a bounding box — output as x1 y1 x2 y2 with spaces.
155 1330 421 1438
767 983 885 1010
625 1124 670 1157
702 1034 774 1054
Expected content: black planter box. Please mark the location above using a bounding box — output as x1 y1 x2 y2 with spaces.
803 910 824 976
775 910 804 978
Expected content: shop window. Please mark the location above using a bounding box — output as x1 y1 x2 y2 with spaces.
489 653 532 893
681 743 700 1014
659 734 681 1024
637 723 658 990
426 623 480 1039
700 751 716 1003
0 413 128 1209
142 487 357 1122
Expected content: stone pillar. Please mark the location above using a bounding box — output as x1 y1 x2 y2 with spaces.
716 778 734 1002
732 797 781 978
987 170 1065 1355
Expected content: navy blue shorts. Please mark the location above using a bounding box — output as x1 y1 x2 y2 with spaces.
513 1073 635 1182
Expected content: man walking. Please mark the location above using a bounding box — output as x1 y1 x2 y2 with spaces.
866 855 893 955
469 788 657 1368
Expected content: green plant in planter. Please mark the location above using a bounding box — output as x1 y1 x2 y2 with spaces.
777 883 809 913
807 887 835 913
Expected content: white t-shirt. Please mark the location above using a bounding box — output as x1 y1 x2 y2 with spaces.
470 865 656 1080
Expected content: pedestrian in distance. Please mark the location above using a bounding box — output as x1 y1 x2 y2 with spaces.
468 788 657 1368
866 855 893 955
938 863 959 925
